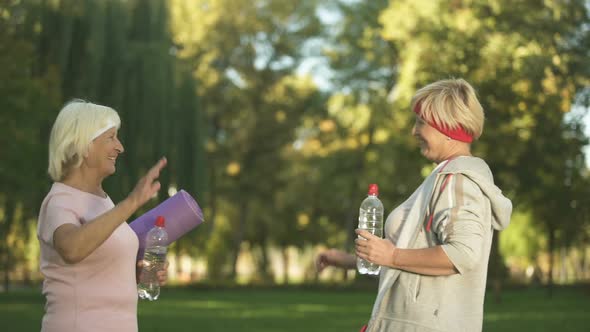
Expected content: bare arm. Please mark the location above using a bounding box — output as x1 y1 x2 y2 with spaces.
355 229 458 276
388 246 457 276
53 158 167 264
315 249 356 272
54 199 138 264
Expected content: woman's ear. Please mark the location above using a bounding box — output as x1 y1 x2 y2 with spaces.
83 145 91 158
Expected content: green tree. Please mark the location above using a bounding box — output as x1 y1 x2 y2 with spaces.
170 0 323 280
0 1 61 290
0 0 206 285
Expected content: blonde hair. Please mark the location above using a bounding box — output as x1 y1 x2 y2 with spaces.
48 100 121 181
410 78 484 140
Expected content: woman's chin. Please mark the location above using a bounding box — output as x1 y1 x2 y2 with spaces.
419 147 429 157
420 149 436 162
104 166 116 176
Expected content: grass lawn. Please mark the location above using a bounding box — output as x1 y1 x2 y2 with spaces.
1 285 588 331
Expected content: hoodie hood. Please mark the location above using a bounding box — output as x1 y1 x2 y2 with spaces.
441 156 512 231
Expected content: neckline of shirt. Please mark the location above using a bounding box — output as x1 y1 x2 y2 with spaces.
53 182 111 201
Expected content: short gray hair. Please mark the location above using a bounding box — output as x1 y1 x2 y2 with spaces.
48 100 121 181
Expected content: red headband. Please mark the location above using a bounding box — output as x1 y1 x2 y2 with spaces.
413 103 473 143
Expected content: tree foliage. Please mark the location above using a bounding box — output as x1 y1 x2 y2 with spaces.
1 0 589 286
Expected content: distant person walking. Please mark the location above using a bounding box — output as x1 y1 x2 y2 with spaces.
37 100 168 332
316 79 512 332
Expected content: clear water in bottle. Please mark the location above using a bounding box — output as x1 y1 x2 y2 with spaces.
357 184 384 275
137 246 167 300
138 216 168 301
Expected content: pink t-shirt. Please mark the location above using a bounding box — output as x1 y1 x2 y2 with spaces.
37 182 139 332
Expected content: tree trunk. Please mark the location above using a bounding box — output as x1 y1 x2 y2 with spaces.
547 226 555 297
230 199 248 280
559 246 567 283
2 250 10 292
207 163 218 236
282 246 289 285
574 246 585 282
23 266 32 286
257 235 272 283
581 246 588 280
1 197 16 292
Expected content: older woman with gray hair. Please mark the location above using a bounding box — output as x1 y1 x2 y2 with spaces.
37 100 168 332
316 79 512 332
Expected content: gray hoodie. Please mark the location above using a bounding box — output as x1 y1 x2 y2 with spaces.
366 156 512 332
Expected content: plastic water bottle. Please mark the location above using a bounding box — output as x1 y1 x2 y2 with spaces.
138 215 168 301
357 183 384 275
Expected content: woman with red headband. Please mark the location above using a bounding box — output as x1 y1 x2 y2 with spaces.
316 79 512 332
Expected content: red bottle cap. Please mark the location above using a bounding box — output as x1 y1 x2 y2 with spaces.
155 216 166 227
368 183 379 196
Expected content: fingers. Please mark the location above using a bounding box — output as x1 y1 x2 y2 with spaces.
316 253 330 273
149 181 161 195
355 250 368 261
355 240 372 262
355 243 367 259
140 158 167 189
355 229 376 240
316 264 323 273
356 237 397 267
157 269 168 286
354 231 371 254
355 238 368 247
146 158 166 192
355 237 373 261
130 158 167 207
147 157 167 179
315 255 325 272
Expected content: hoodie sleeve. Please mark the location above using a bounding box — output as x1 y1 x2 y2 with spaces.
433 174 489 274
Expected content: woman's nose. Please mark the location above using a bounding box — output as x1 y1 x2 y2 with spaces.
116 138 125 154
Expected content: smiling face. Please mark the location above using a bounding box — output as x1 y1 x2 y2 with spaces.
84 127 124 178
412 115 451 163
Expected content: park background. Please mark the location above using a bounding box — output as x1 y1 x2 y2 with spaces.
1 0 589 331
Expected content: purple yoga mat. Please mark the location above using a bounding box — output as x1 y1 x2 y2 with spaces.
129 190 204 259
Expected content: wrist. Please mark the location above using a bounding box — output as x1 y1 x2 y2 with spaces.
121 196 139 216
390 247 399 268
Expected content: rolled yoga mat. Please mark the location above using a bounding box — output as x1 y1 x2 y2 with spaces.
130 190 204 259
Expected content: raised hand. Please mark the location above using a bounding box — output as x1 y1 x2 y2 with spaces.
127 157 167 210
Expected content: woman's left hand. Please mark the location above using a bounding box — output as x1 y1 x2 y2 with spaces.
355 229 397 268
157 260 169 286
136 260 170 286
